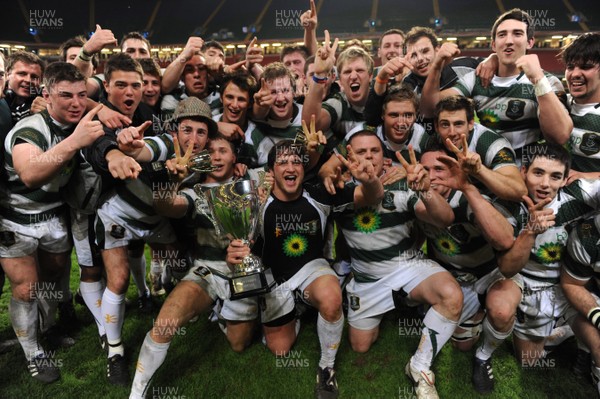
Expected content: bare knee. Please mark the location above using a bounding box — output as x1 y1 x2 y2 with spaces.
435 282 463 319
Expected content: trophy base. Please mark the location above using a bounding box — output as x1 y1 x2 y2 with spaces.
229 268 276 300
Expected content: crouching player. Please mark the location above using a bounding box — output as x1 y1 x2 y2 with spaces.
334 131 461 399
227 139 384 399
129 134 259 398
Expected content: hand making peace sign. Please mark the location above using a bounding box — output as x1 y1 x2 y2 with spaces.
396 145 430 192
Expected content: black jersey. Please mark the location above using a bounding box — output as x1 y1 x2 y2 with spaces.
259 183 355 282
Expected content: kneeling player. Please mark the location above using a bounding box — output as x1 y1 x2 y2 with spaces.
130 135 259 398
334 132 461 399
227 139 384 399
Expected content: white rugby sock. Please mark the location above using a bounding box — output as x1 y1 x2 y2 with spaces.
130 332 170 399
317 313 343 369
129 255 149 297
411 307 457 372
102 288 125 357
9 298 43 360
476 317 512 361
80 281 106 336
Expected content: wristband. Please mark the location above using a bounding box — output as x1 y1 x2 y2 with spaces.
81 47 94 57
534 76 552 97
375 76 389 85
78 48 91 62
312 74 328 84
588 307 600 329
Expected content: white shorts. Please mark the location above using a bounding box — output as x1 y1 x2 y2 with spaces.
182 260 258 322
96 195 175 250
0 215 72 258
261 258 336 325
347 257 445 330
514 278 570 340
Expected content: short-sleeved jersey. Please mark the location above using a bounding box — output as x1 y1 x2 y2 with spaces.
494 179 600 285
563 212 600 286
241 103 303 168
322 92 365 138
259 183 355 283
418 190 497 278
1 110 75 224
567 98 600 173
334 180 423 281
452 71 565 151
466 123 517 170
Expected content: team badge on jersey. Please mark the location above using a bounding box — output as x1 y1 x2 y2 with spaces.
382 191 396 211
109 224 125 239
506 99 526 120
579 133 600 156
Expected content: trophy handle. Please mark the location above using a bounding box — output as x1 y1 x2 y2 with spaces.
193 196 223 237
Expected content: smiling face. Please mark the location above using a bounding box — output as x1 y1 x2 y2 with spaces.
8 61 42 99
378 33 404 64
492 19 534 71
206 138 235 182
338 57 371 106
382 100 417 144
406 36 436 78
104 70 143 118
271 148 304 201
44 80 87 125
142 73 160 107
420 150 452 198
566 62 600 104
522 156 567 204
221 82 250 125
176 118 209 156
266 76 294 120
435 109 474 150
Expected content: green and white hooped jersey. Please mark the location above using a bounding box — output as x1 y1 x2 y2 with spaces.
339 122 430 163
567 98 600 173
466 123 517 170
1 111 75 224
241 103 303 168
452 71 565 151
322 92 365 138
334 180 422 281
110 133 196 226
418 190 497 278
563 212 600 286
494 179 600 285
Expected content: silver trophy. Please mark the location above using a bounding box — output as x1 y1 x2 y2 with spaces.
193 179 275 300
187 150 217 173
